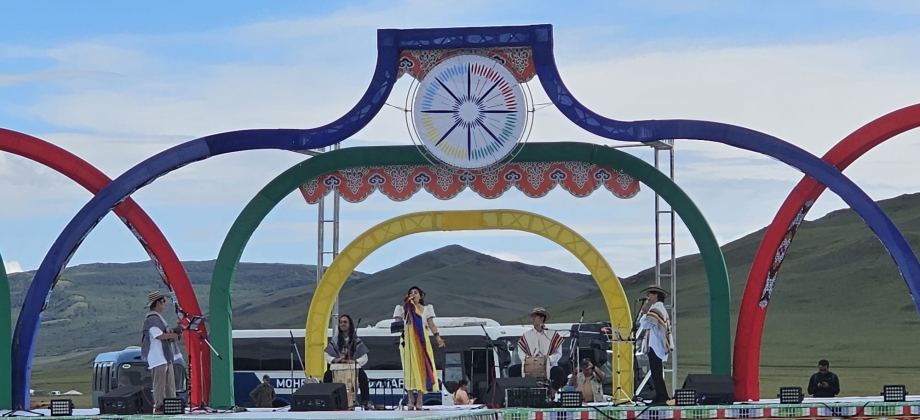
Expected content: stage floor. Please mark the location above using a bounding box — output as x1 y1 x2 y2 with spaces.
12 395 920 419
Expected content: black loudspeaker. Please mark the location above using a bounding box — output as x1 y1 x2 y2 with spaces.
487 377 540 407
291 383 347 411
682 374 735 405
98 385 154 415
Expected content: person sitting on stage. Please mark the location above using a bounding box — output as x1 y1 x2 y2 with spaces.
638 285 673 406
452 379 476 405
568 358 606 403
393 286 445 411
807 359 840 398
517 307 566 392
323 314 373 410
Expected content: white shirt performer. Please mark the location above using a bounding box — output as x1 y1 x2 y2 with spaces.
140 291 183 413
638 285 673 405
516 307 564 387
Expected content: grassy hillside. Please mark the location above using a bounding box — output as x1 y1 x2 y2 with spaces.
12 244 599 399
7 260 370 368
14 193 920 400
544 192 920 397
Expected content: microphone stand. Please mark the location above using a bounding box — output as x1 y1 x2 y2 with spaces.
629 298 653 406
184 316 221 413
479 324 499 408
352 318 362 410
569 311 585 368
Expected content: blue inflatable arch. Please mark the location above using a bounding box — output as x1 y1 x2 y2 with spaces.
12 24 920 408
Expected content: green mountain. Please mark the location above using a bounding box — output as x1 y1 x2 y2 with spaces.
236 244 602 329
7 260 370 368
9 245 598 370
542 192 920 397
15 192 920 399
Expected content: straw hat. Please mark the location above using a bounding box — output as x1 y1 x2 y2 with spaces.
641 285 669 297
147 291 166 307
529 307 550 321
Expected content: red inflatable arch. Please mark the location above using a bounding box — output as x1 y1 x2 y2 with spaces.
734 104 920 401
0 128 211 406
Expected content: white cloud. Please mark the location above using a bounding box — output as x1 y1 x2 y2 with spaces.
2 4 920 276
4 260 23 274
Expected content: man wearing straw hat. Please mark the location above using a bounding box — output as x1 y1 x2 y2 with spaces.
517 307 565 391
638 285 673 406
141 291 183 413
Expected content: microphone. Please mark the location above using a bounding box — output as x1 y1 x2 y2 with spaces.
639 297 649 302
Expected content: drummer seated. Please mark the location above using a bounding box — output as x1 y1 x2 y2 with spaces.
322 354 371 409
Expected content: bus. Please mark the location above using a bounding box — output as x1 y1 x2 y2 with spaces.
91 346 188 408
231 317 615 407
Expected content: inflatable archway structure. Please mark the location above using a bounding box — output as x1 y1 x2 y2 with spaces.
207 142 730 408
733 103 920 400
18 24 919 407
304 209 633 397
0 128 211 409
0 250 9 408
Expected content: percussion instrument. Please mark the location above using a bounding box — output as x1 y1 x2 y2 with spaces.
523 355 547 381
331 363 358 408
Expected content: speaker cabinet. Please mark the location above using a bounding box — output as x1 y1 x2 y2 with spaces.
485 377 540 407
291 383 348 411
681 374 735 405
98 385 154 415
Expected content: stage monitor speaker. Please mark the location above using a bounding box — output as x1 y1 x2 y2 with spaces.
682 374 735 405
98 385 154 415
506 387 550 408
487 377 540 407
291 383 347 411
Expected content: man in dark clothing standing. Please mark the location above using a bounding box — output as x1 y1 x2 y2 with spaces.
250 375 276 408
807 360 840 398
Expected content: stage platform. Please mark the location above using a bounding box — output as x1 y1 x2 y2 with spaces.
11 396 920 419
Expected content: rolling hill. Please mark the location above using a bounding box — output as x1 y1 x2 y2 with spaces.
543 192 920 396
13 192 920 399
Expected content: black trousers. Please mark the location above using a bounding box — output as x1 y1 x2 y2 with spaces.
323 368 371 404
647 347 669 403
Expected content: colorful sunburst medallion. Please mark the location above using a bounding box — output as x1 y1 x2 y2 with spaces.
413 55 527 169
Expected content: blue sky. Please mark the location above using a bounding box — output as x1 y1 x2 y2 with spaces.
2 0 920 282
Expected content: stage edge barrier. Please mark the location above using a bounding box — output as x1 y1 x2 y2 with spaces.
207 142 729 408
733 103 920 400
0 128 209 409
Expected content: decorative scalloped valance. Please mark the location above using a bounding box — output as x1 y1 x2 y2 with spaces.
299 161 639 204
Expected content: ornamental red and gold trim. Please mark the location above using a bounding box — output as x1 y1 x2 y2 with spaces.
299 162 640 204
398 47 536 83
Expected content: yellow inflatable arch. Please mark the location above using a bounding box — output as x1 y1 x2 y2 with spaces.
305 209 634 400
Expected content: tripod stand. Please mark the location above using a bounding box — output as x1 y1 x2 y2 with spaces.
187 316 222 413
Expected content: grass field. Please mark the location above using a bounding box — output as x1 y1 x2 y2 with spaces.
31 369 93 409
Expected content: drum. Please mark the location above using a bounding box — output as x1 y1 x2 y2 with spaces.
523 355 547 380
331 363 358 408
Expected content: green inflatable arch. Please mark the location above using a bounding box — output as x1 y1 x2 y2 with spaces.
207 142 731 408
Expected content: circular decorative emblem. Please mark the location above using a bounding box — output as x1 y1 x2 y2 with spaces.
412 55 527 169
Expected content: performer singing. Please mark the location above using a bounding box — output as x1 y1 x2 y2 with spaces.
323 314 372 410
638 285 673 406
393 286 445 411
516 307 565 391
140 291 183 414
